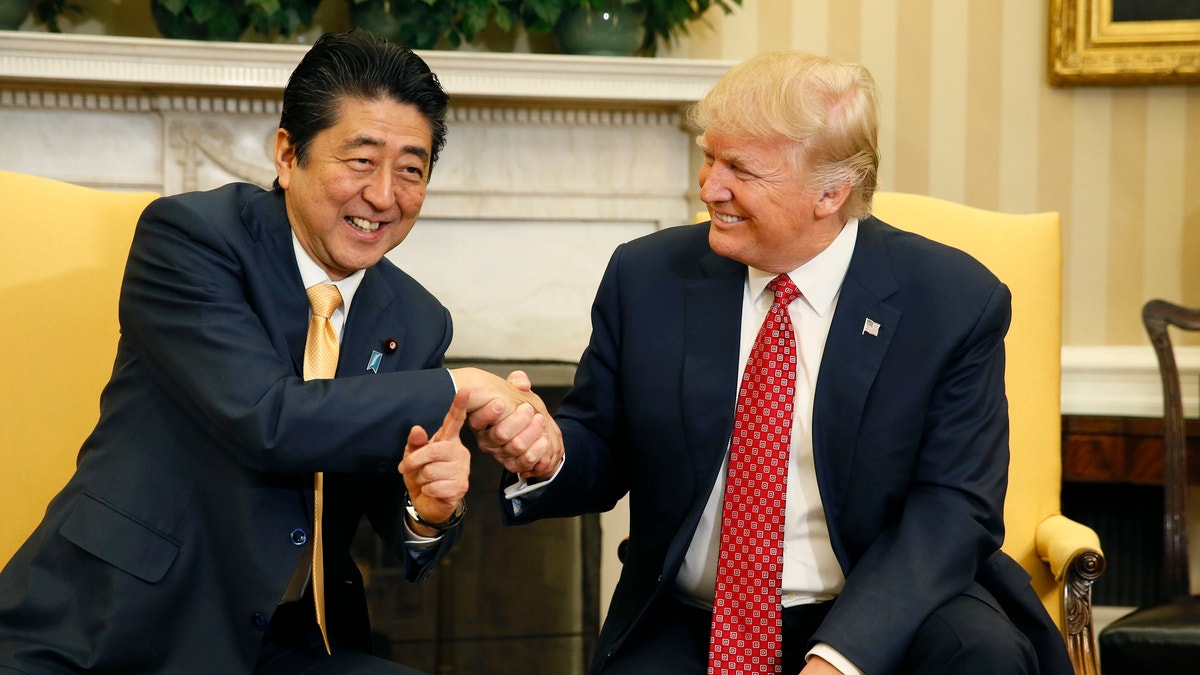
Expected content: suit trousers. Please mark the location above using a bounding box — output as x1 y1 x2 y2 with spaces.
601 592 1038 675
255 600 425 675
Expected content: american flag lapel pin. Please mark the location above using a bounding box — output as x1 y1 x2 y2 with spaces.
862 318 881 336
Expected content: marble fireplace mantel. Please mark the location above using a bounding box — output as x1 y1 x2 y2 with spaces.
0 32 737 364
0 31 734 104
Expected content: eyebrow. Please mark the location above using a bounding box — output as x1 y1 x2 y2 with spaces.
697 137 761 171
343 135 430 163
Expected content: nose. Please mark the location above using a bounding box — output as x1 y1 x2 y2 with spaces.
361 171 395 210
699 164 730 204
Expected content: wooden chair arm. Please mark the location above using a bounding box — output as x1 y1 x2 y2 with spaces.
1037 514 1106 675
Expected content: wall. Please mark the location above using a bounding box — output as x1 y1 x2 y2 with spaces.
20 0 1200 348
679 0 1200 348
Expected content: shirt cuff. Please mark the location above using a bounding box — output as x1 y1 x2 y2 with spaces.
503 453 566 516
403 518 443 550
807 643 864 675
503 452 566 499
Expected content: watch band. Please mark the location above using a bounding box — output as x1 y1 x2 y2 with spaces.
405 493 467 530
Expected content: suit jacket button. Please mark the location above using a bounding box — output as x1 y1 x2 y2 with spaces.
377 461 393 474
290 528 307 545
252 613 268 630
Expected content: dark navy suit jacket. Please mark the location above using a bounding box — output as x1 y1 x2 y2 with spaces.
0 183 460 673
504 217 1072 675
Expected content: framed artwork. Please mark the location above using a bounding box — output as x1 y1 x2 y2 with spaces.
1049 0 1200 85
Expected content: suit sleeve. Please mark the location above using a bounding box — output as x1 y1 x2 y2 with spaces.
118 192 455 476
500 243 633 522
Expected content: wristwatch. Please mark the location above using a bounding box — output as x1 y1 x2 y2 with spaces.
405 493 467 530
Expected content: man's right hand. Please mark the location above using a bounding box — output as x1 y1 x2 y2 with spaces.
463 369 564 480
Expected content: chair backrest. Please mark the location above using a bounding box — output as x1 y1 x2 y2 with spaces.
0 171 158 566
871 192 1065 623
1141 299 1199 599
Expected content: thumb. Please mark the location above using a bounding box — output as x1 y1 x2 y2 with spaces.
507 369 532 392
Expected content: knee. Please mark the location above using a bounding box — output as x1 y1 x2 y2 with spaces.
902 595 1037 675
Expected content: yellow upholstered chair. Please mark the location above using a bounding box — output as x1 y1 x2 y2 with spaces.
871 192 1104 674
0 171 158 567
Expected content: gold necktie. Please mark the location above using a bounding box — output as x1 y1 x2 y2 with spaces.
304 282 341 655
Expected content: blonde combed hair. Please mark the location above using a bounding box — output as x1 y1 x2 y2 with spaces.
689 51 880 219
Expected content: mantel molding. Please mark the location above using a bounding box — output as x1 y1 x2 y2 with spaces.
0 32 735 106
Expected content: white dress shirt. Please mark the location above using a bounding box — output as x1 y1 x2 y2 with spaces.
504 219 866 673
673 218 863 675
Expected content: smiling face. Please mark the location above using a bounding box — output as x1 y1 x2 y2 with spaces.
698 128 849 273
275 96 433 281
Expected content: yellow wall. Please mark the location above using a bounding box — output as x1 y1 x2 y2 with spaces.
678 0 1200 348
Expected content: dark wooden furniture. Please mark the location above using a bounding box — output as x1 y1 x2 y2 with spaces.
1098 300 1200 674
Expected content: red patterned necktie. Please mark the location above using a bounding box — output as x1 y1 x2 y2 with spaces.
708 274 801 674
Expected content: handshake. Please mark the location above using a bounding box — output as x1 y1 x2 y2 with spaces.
396 367 564 536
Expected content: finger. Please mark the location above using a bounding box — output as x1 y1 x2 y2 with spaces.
467 398 507 433
404 424 429 456
507 412 548 458
507 369 532 391
399 438 469 483
485 405 542 457
432 388 470 442
519 419 564 479
522 389 551 417
398 432 425 475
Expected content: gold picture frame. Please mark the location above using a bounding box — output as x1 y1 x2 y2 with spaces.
1050 0 1200 86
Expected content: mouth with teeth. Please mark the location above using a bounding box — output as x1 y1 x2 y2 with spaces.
713 212 745 224
347 216 382 233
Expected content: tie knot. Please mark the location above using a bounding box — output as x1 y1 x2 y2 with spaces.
769 274 801 306
306 283 343 320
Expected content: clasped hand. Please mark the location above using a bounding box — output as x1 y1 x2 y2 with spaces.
466 369 563 480
398 368 563 536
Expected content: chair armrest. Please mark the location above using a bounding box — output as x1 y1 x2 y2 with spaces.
1036 514 1106 675
1036 514 1102 579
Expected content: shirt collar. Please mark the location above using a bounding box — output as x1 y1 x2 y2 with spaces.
291 230 365 310
747 218 859 317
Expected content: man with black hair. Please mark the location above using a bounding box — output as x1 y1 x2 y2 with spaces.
0 31 557 674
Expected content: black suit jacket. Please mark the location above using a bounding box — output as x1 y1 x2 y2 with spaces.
504 217 1072 674
0 184 460 672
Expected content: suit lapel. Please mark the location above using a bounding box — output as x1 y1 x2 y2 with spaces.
242 189 309 376
681 251 745 500
339 267 400 376
812 217 900 519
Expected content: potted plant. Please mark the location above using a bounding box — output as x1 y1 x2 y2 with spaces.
25 0 84 32
150 0 321 41
632 0 741 55
347 0 741 56
347 0 510 50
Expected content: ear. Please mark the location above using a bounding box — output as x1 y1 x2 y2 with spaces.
814 182 852 219
273 128 296 190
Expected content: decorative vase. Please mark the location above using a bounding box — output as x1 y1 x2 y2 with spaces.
555 1 644 57
150 0 249 41
0 0 32 30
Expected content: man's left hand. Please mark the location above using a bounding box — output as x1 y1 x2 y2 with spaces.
398 388 471 537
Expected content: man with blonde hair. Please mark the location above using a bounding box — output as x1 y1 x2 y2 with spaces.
473 50 1071 674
